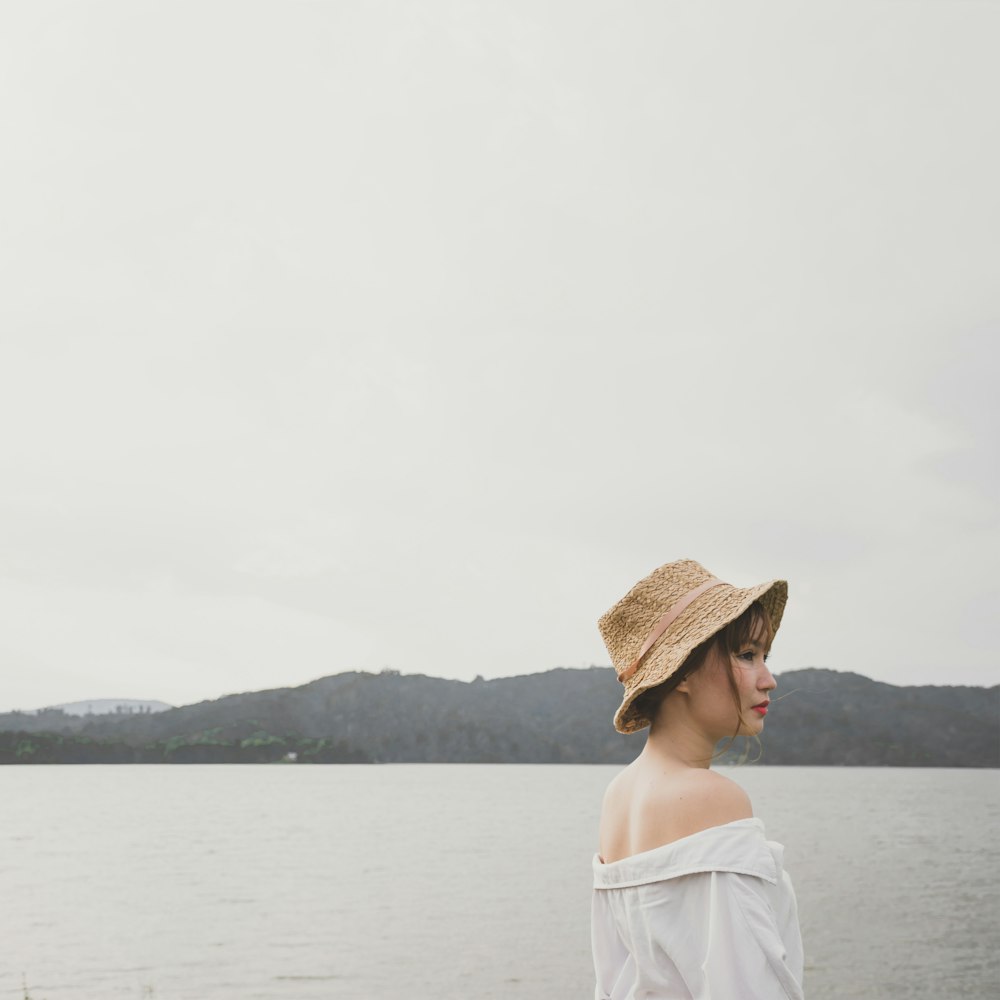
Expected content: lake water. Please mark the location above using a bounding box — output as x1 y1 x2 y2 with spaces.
1 765 997 999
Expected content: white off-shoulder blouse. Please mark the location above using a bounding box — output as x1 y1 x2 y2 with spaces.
591 818 804 1000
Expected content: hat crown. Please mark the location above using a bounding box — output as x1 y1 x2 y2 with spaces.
598 559 719 668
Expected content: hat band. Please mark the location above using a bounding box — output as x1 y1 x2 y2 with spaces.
617 578 727 683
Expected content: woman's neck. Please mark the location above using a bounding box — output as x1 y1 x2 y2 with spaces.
644 708 718 769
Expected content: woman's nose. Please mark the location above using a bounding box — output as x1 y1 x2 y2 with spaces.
760 664 777 691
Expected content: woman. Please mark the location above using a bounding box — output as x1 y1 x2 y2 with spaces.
592 559 805 1000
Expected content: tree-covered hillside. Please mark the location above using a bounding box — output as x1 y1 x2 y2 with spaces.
0 667 995 766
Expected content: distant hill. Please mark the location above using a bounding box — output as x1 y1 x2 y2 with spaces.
0 667 995 766
24 699 173 717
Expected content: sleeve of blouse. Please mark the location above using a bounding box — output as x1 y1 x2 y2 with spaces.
668 870 805 1000
591 888 630 1000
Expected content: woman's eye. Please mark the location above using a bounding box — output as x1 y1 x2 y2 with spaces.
737 650 755 661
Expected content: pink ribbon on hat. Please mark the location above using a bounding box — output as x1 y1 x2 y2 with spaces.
617 578 727 682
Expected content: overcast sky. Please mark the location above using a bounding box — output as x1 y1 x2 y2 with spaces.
0 1 996 712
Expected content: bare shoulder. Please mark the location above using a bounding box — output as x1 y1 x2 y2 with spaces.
668 769 753 827
598 761 634 819
597 761 640 856
632 768 752 855
599 763 753 861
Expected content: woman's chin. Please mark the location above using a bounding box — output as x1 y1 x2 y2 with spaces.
738 715 764 735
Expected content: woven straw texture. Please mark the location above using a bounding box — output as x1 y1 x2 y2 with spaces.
598 559 788 734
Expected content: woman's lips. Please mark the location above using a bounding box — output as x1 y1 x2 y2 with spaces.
751 704 768 716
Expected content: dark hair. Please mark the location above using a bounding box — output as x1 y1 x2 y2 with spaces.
631 600 775 729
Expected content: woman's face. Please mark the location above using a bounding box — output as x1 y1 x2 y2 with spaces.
682 636 777 739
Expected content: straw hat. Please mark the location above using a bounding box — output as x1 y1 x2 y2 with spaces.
598 559 788 734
